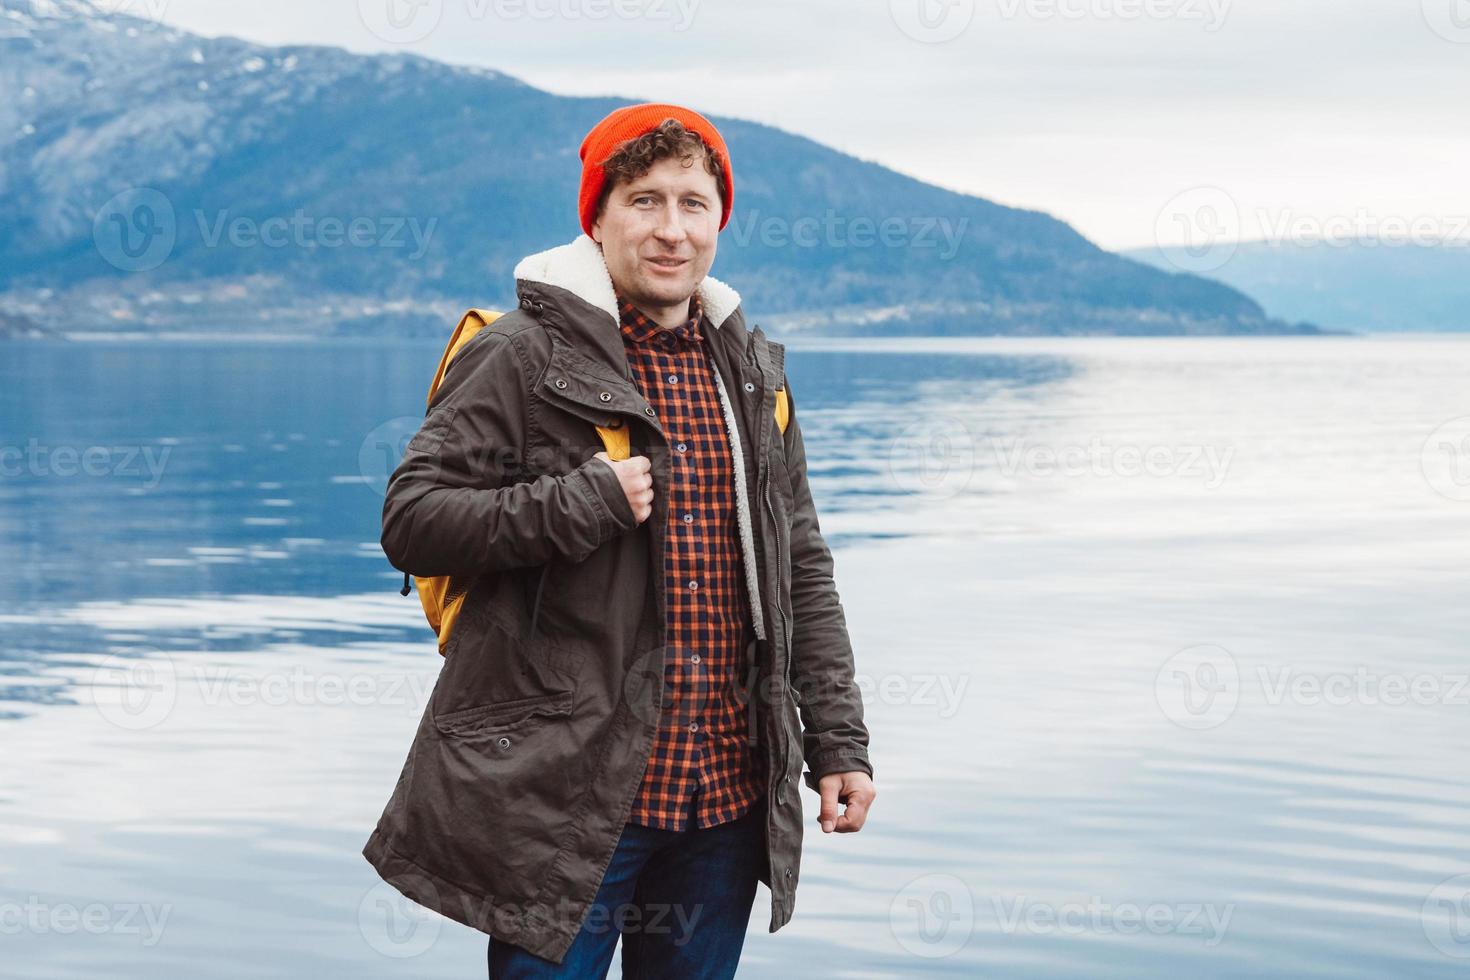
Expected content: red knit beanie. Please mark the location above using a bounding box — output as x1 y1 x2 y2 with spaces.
577 102 734 238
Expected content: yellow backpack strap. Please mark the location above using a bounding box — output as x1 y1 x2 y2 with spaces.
595 420 631 462
427 308 502 407
408 307 502 654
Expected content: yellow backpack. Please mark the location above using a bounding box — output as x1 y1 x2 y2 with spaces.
400 307 789 656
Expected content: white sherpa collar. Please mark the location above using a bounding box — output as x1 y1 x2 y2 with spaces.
513 233 742 331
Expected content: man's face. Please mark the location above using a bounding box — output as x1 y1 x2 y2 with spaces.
591 151 721 323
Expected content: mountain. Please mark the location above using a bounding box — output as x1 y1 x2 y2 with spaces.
0 0 1323 338
1126 240 1470 333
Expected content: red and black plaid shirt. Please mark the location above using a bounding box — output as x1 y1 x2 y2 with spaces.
617 289 766 831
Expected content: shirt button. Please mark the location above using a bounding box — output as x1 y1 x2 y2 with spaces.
688 722 699 733
667 374 678 384
675 442 688 453
687 580 699 592
690 654 701 665
682 513 694 524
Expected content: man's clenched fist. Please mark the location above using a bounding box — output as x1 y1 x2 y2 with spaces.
594 451 654 524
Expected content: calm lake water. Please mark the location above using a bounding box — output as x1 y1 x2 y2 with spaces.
2 334 1469 978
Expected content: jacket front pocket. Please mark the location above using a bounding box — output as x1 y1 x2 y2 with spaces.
433 689 574 739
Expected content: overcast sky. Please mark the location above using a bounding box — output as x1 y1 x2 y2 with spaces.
128 0 1469 252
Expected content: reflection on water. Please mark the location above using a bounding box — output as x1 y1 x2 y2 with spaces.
2 335 1469 978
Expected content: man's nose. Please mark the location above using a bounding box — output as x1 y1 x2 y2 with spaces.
653 202 688 245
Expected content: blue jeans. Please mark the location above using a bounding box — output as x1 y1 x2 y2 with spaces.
488 792 766 979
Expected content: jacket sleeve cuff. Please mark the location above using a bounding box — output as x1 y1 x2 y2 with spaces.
802 749 874 793
570 453 638 544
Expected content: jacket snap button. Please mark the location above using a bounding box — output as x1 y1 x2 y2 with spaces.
784 868 793 878
554 378 568 389
497 736 511 749
644 407 656 417
599 391 612 402
743 382 755 393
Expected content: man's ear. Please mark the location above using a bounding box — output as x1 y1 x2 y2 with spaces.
590 197 606 243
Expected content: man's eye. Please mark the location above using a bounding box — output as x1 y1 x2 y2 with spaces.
634 196 654 205
684 200 707 209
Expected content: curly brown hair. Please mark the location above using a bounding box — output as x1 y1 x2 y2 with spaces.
594 118 726 222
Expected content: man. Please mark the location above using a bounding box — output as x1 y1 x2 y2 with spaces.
364 102 876 978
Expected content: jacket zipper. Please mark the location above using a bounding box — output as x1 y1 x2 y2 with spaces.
763 470 797 802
